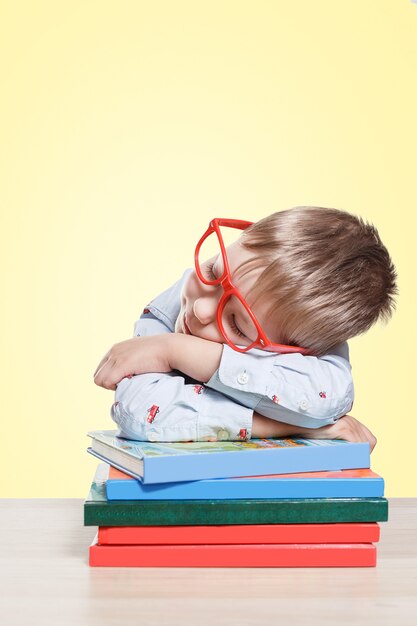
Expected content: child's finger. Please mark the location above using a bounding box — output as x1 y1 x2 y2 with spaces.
93 364 102 378
93 364 105 387
94 355 109 379
93 362 113 388
93 348 113 378
358 426 377 452
96 363 133 390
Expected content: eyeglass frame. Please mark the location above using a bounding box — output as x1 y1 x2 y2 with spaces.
194 218 310 355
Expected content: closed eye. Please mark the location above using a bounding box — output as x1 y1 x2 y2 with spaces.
229 315 246 338
204 260 248 340
204 261 216 278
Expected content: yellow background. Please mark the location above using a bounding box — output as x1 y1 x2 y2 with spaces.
1 1 416 497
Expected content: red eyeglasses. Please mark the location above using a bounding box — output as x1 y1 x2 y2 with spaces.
194 218 309 355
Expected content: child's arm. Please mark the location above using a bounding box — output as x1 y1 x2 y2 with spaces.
168 333 223 382
95 266 351 442
252 412 377 451
99 308 253 442
168 334 354 431
169 337 375 450
98 329 354 440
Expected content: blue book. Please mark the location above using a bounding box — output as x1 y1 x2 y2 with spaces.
87 430 370 485
99 463 384 500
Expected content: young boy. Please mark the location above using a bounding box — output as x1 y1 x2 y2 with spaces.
93 207 397 449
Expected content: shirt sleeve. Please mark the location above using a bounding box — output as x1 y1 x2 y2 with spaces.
110 308 253 442
111 372 253 442
205 342 354 430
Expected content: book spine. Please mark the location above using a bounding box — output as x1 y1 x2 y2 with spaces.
89 539 377 567
98 522 381 545
84 497 389 526
105 477 384 500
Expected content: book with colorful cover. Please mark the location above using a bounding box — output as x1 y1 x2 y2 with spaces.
89 534 377 568
86 430 370 484
84 472 388 526
101 463 384 500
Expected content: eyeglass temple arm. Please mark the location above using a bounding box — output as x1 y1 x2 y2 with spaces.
213 218 254 230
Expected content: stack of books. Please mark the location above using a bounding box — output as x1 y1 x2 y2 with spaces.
84 431 388 567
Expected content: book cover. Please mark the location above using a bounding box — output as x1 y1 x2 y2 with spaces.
98 522 381 545
84 476 389 526
89 534 377 567
87 429 370 484
100 462 384 500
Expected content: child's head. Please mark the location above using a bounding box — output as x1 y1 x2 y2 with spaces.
175 206 398 356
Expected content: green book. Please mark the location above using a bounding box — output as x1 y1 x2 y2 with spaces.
84 477 389 527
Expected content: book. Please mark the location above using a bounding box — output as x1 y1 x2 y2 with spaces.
86 430 370 484
101 463 384 501
89 535 377 567
98 522 381 545
84 476 389 526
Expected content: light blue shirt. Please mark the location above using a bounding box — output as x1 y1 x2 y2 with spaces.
111 268 354 442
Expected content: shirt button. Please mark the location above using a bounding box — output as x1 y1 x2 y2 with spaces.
147 430 159 441
237 372 249 384
217 429 229 440
299 400 309 411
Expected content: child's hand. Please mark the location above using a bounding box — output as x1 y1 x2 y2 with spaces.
302 414 377 452
252 413 377 452
93 335 174 391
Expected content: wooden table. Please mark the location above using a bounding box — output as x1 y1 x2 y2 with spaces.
0 499 415 625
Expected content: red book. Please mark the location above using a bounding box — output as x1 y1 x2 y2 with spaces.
98 522 380 545
89 535 376 567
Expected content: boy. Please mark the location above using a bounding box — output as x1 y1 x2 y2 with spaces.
93 207 397 449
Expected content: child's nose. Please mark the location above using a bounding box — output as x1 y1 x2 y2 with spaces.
193 296 219 326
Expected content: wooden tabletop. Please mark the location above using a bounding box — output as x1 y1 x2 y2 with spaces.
0 498 415 626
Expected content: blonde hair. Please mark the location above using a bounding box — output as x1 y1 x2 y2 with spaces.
236 206 398 356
